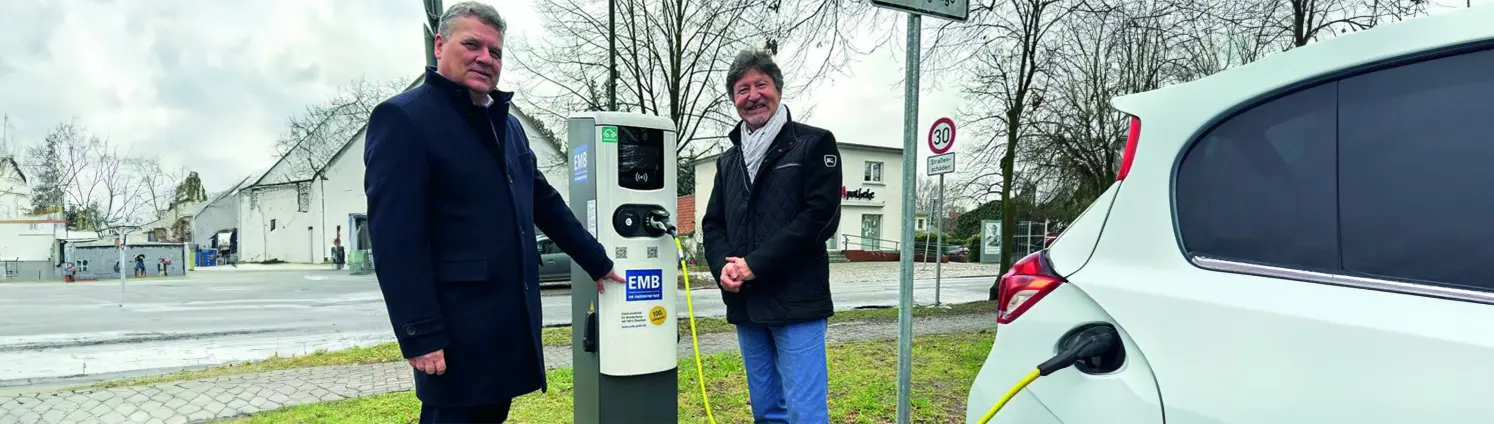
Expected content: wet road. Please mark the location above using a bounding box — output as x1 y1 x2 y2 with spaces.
0 268 995 388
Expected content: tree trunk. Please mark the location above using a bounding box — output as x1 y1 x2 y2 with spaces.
989 119 1021 301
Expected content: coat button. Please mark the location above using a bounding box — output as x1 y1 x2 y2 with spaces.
405 325 417 336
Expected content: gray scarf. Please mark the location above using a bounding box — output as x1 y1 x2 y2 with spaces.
740 104 789 183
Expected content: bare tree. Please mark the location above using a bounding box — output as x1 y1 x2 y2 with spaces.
271 77 407 183
1193 0 1428 56
930 0 1072 293
130 158 189 222
24 122 155 230
1011 0 1192 224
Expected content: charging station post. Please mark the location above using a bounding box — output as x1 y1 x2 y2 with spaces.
568 112 681 424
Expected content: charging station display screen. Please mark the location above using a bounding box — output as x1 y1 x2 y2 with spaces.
616 126 665 191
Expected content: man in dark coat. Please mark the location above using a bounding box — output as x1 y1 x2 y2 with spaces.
363 2 622 422
700 49 843 423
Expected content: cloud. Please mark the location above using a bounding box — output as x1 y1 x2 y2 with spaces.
0 0 426 193
5 0 1480 198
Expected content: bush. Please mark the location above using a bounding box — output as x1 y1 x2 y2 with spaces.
913 231 963 253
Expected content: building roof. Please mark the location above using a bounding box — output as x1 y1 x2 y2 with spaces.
676 195 695 235
248 74 427 189
191 175 253 218
0 156 25 185
687 141 903 166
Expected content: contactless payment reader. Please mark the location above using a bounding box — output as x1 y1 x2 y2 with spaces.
568 112 679 423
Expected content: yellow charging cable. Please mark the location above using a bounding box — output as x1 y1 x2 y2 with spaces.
975 369 1040 424
673 236 717 424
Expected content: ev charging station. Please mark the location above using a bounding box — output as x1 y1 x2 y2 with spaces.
568 112 680 423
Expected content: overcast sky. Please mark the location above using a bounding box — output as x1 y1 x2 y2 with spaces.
0 0 1484 194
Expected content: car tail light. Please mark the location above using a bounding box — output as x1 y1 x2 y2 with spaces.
1115 116 1141 181
996 251 1065 324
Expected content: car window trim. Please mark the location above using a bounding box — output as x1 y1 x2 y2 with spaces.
1194 256 1494 305
1168 41 1494 303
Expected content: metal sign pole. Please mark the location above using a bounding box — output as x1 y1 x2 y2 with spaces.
871 2 967 422
935 174 943 306
896 12 920 424
118 237 126 307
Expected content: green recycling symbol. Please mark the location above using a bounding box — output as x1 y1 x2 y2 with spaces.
600 126 619 143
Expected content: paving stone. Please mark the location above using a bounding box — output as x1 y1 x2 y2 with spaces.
186 410 215 422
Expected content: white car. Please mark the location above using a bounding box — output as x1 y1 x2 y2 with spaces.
966 5 1494 424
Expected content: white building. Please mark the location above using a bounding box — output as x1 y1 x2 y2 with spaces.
690 141 906 252
237 86 571 264
190 176 251 251
0 156 68 280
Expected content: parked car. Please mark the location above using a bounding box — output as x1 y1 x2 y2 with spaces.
537 235 569 283
946 245 970 262
967 7 1494 424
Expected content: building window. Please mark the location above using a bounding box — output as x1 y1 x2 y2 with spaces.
271 219 278 231
864 161 883 183
297 182 311 213
250 191 261 210
915 217 927 232
29 223 40 230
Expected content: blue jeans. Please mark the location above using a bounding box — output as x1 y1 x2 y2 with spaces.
735 319 830 423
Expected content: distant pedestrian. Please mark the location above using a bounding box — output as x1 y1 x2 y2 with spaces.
331 238 346 271
700 49 842 424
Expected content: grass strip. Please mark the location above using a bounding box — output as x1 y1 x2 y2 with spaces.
91 300 992 390
231 329 996 423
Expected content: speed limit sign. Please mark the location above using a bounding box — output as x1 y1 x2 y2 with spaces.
928 117 956 154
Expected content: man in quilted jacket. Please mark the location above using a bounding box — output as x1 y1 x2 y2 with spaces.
700 49 843 424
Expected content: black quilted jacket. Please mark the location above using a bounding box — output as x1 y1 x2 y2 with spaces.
701 112 843 325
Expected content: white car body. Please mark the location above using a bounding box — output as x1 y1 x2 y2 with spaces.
967 5 1494 424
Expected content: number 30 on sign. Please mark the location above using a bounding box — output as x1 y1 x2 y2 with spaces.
928 117 956 154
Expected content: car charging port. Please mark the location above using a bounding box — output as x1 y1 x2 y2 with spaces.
1039 323 1123 376
1061 323 1126 374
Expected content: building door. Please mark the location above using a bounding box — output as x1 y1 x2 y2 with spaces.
861 214 882 250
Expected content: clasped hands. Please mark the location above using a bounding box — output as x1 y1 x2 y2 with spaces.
718 257 755 292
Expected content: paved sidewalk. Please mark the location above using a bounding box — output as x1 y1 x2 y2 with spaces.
0 314 995 424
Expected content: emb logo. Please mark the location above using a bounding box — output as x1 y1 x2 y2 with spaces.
625 269 664 301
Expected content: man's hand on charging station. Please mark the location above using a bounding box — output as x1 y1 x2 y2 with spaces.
596 269 625 294
726 257 755 281
409 349 446 375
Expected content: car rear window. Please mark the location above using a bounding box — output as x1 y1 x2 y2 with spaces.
1175 47 1494 293
1337 48 1494 291
1176 82 1339 272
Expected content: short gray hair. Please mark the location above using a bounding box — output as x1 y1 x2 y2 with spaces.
438 1 507 38
725 49 785 96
